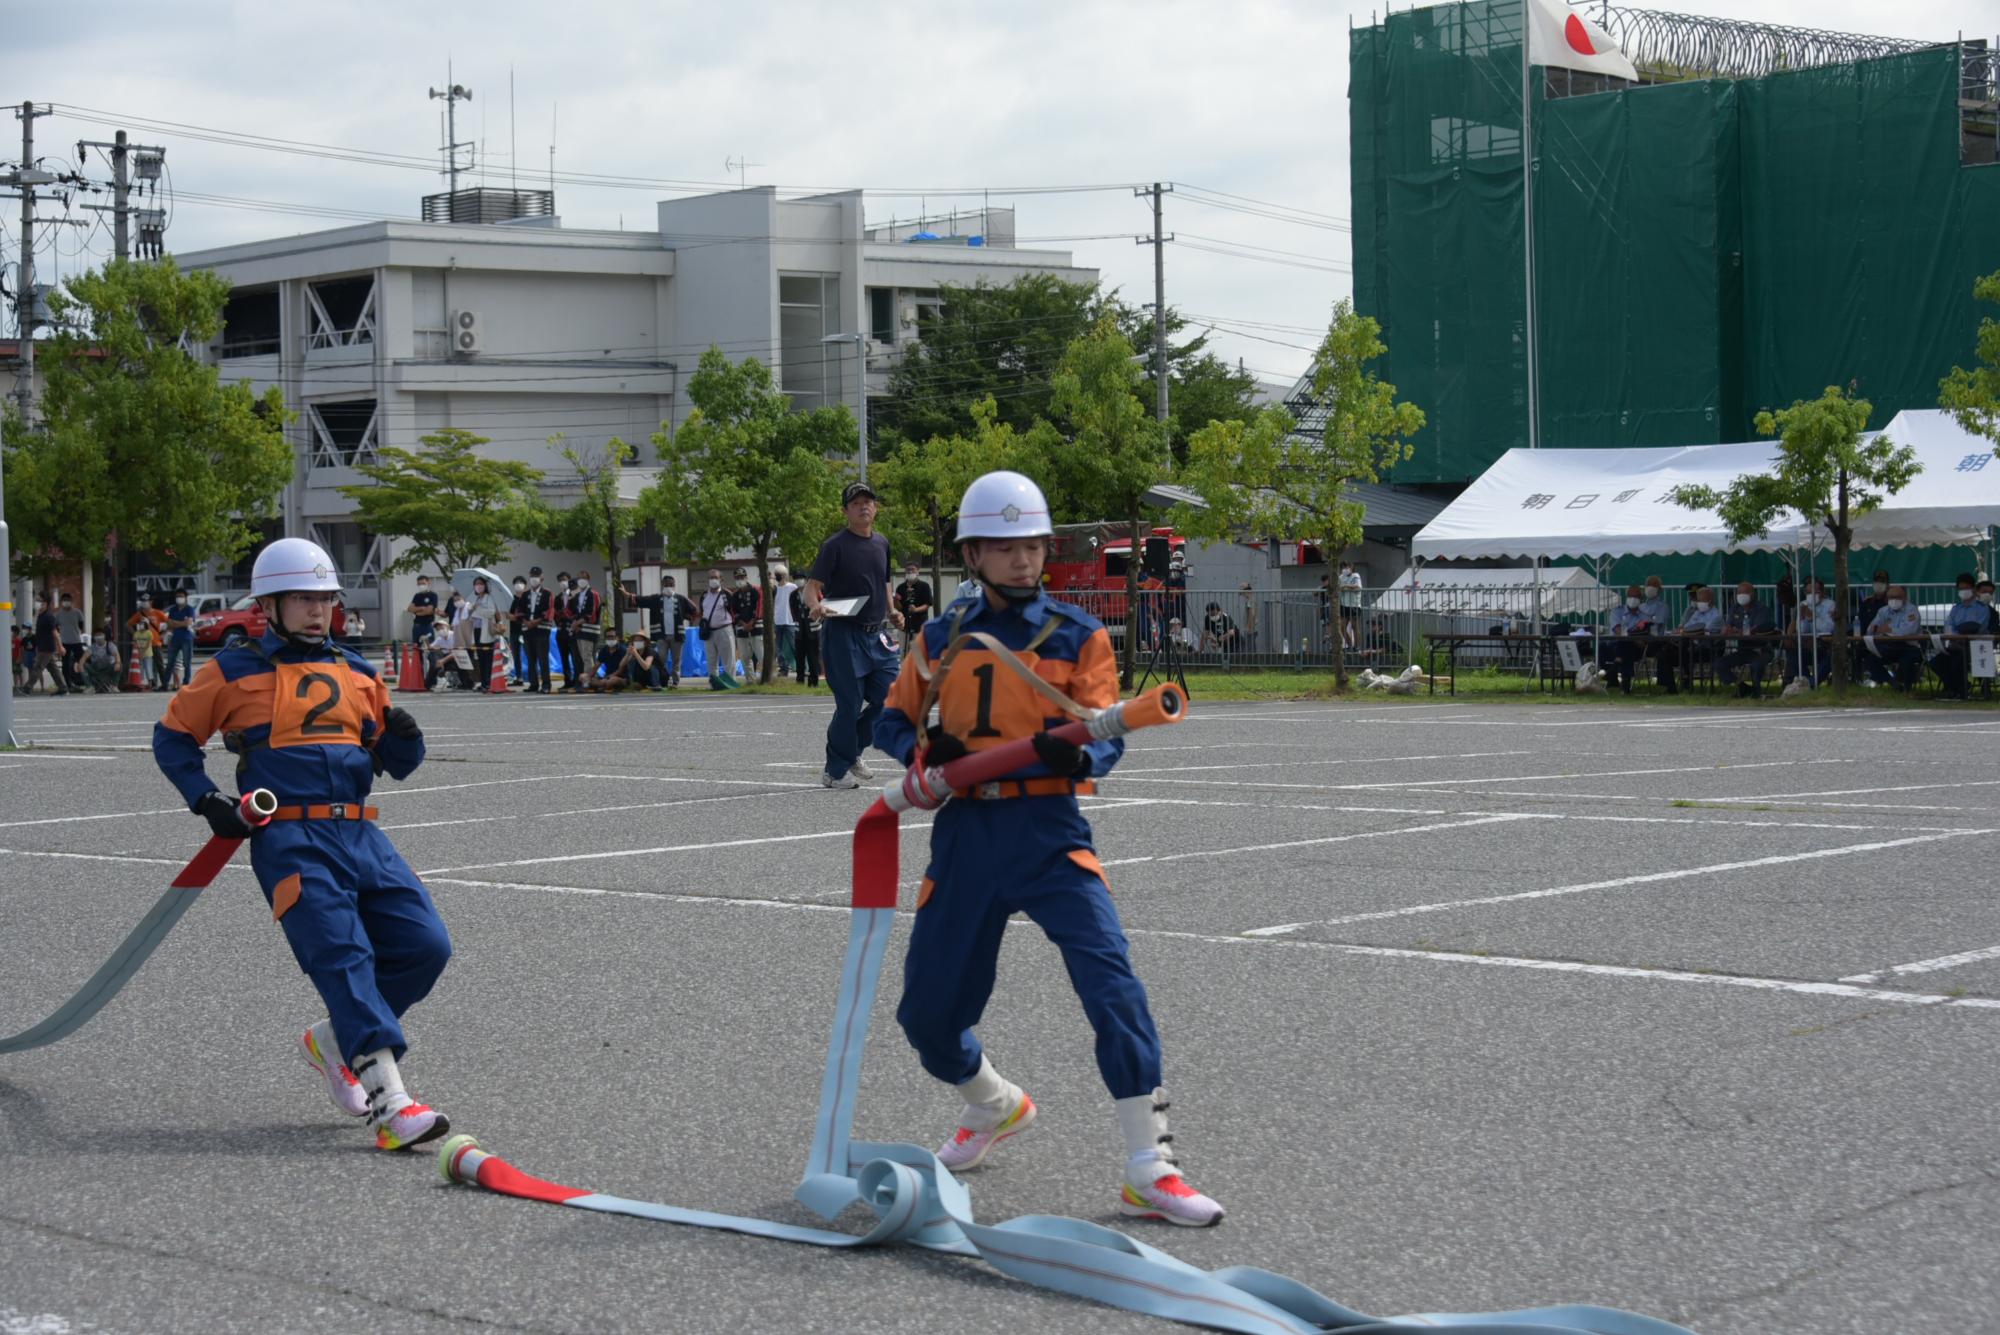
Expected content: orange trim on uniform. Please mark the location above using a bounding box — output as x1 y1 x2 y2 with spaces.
271 872 303 922
1065 848 1110 887
156 659 233 741
269 804 379 822
1067 627 1121 712
961 778 1096 800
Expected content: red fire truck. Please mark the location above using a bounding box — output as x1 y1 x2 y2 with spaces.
1044 523 1188 626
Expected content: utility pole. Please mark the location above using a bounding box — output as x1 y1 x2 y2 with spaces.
78 129 166 261
0 101 61 747
1134 182 1173 422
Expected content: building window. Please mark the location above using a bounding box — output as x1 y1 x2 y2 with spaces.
219 288 281 358
869 287 895 344
626 523 666 566
308 399 379 468
306 275 377 350
306 521 383 589
779 273 843 409
1429 116 1520 163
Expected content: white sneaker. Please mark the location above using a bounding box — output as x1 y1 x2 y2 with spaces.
849 758 877 782
1119 1152 1225 1227
937 1091 1036 1171
372 1100 451 1152
300 1024 369 1118
821 771 859 789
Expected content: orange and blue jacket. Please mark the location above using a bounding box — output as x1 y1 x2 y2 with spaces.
152 630 422 811
875 591 1124 782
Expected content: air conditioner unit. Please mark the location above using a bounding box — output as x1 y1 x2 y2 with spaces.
452 309 481 355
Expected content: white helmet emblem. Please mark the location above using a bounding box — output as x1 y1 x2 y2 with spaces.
313 564 330 579
1001 504 1021 523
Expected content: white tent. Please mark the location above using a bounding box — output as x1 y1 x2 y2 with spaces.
1378 564 1614 616
1412 410 1997 562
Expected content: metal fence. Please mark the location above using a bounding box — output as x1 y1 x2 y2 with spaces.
1046 580 1994 676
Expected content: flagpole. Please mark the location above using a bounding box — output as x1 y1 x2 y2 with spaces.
1521 0 1541 451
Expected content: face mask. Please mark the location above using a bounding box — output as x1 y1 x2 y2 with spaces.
708 580 720 591
1981 593 1993 605
1645 588 1661 599
1874 581 1888 593
1695 601 1711 610
1736 593 1752 606
1960 589 1975 602
417 583 430 591
530 576 542 587
577 580 589 589
1626 597 1641 609
1888 598 1905 611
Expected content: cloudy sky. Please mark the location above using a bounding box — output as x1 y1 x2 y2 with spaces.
9 0 1991 385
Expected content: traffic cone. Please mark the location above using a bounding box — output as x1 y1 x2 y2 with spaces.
124 647 150 692
487 640 511 694
397 641 429 693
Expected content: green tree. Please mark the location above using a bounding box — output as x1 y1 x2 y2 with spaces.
870 396 1058 591
1048 319 1173 689
1669 385 1919 694
535 435 638 632
874 274 1103 449
1170 300 1424 691
636 347 849 682
1114 308 1264 466
337 427 545 577
2 257 291 613
1940 268 2000 445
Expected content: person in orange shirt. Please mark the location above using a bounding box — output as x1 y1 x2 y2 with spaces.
872 470 1223 1228
151 538 451 1153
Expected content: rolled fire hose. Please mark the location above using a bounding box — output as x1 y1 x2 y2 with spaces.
0 789 279 1054
440 686 1692 1335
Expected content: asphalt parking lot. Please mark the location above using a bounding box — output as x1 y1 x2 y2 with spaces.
3 687 1998 1334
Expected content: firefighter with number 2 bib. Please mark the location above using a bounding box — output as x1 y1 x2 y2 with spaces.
874 470 1223 1226
151 537 453 1152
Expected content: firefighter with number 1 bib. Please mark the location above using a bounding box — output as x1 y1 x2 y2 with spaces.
151 537 454 1152
873 470 1223 1227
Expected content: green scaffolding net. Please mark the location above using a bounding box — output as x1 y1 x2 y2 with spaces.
1351 0 2000 506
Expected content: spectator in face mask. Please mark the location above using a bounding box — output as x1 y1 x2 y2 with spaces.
1662 585 1721 694
569 573 603 688
730 567 764 679
1785 577 1836 688
84 631 122 693
553 572 578 688
1863 583 1924 691
1598 584 1654 694
1932 572 1996 699
507 577 530 684
772 566 800 675
408 575 440 644
1715 581 1776 698
700 569 739 690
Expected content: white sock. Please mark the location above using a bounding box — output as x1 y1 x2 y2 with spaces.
352 1047 411 1121
308 1019 343 1069
955 1055 1020 1127
1116 1090 1174 1183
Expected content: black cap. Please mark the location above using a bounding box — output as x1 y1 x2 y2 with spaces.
529 565 543 576
842 481 877 506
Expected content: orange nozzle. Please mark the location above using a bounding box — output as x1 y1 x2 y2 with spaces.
1118 684 1189 733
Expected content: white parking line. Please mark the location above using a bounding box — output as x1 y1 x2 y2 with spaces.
0 752 121 761
421 874 2000 1015
1112 757 1849 793
1715 778 2000 802
1840 944 2000 985
1116 749 1533 775
1241 830 1985 937
1100 813 1546 868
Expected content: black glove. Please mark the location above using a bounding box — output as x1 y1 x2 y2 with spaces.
382 706 423 741
1031 731 1088 777
922 732 968 768
196 790 258 840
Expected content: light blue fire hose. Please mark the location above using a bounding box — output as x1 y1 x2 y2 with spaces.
440 691 1695 1335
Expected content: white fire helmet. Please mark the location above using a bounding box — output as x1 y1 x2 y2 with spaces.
954 471 1053 542
250 537 343 598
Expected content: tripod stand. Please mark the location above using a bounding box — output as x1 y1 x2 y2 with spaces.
1136 620 1189 697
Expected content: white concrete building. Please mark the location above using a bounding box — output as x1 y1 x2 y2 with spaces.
175 186 1096 631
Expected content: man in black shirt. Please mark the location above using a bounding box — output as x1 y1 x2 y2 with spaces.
408 575 440 645
515 569 557 694
804 481 902 787
28 595 69 696
894 561 934 657
1199 602 1240 655
621 575 698 688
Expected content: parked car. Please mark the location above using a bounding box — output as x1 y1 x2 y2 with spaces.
194 594 348 646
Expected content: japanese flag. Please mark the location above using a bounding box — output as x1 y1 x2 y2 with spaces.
1527 0 1638 83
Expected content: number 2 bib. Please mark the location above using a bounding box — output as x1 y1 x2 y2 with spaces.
266 660 367 748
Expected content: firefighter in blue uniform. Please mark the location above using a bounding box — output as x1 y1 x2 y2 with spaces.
874 470 1223 1226
152 537 452 1152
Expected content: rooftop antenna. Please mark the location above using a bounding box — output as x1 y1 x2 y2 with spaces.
549 102 557 194
509 66 517 196
428 61 474 195
725 155 762 189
